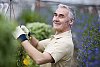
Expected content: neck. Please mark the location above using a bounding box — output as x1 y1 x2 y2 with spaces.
55 28 70 35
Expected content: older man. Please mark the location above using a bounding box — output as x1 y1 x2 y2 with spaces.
13 4 74 67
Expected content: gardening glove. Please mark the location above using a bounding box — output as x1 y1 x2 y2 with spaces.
12 26 28 42
20 25 31 37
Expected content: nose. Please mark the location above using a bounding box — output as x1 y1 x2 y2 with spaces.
53 16 59 22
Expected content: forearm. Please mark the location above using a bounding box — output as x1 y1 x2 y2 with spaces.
29 36 44 52
29 36 39 48
21 40 53 65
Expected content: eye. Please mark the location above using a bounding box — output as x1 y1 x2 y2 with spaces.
53 13 57 16
53 13 65 18
59 14 64 18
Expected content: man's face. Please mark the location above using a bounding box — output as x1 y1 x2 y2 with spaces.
52 7 71 32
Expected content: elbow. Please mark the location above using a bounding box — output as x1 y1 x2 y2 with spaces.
35 59 44 65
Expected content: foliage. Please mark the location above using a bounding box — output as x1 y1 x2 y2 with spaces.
0 14 18 67
26 22 53 40
18 9 47 24
73 11 100 67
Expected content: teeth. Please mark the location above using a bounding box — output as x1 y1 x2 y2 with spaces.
55 23 60 25
55 22 60 24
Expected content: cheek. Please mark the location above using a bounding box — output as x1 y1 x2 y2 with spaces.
61 20 69 28
52 16 56 22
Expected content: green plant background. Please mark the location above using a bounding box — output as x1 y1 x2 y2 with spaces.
18 9 47 24
0 14 18 67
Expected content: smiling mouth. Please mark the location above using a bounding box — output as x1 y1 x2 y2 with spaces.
54 22 61 25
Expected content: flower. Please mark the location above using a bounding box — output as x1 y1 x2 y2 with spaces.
23 56 30 66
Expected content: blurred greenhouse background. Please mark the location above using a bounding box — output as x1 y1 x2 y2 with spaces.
0 0 100 67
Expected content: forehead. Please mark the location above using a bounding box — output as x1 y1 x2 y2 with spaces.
55 7 69 16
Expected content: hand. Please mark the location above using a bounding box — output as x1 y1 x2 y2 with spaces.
20 25 32 37
20 25 30 35
12 26 25 39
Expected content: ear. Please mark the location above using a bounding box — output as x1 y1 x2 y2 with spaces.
69 19 74 26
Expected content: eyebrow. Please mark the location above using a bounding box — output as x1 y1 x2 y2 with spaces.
54 13 57 15
54 13 65 17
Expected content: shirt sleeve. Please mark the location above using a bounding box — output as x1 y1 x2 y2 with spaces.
44 38 74 63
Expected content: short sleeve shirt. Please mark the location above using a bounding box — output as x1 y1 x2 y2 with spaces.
39 30 74 67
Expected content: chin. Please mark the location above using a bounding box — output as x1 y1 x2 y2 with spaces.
53 27 61 31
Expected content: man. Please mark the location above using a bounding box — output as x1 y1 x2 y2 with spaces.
13 4 74 67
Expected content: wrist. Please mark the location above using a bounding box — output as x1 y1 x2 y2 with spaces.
28 32 34 40
17 34 28 42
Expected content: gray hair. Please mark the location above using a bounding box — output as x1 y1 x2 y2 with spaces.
58 4 74 20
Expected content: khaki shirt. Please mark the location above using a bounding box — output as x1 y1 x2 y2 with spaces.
38 30 74 67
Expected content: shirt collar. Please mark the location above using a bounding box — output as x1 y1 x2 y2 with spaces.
51 30 72 39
